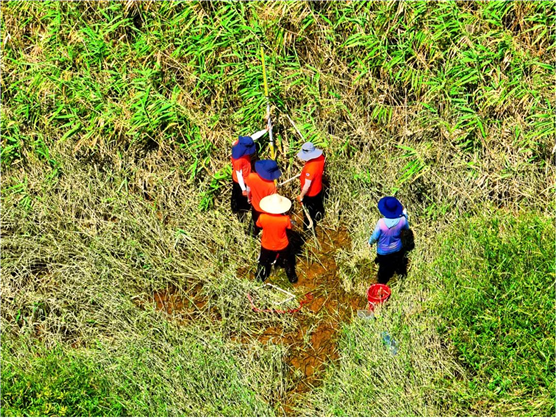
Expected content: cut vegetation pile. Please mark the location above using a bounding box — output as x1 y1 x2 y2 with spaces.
1 1 555 416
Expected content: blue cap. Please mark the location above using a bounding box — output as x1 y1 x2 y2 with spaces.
255 160 281 181
378 196 403 219
232 136 256 159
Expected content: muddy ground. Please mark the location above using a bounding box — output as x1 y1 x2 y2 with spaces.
142 214 374 415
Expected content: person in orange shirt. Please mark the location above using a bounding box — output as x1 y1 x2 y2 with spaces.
230 128 267 221
296 142 325 230
256 194 298 283
245 160 281 237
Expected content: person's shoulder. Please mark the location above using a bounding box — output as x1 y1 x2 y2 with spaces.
312 154 325 168
311 154 325 165
310 154 325 162
280 215 291 227
259 213 270 222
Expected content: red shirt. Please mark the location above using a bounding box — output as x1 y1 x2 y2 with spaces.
256 213 291 251
231 155 251 183
300 154 325 197
245 173 276 212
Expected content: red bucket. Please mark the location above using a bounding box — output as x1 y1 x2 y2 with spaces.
367 284 391 311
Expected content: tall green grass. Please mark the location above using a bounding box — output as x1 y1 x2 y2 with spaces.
2 1 554 197
2 339 125 417
434 211 555 416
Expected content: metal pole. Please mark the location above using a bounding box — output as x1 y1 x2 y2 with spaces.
278 174 301 187
285 114 305 142
260 47 275 161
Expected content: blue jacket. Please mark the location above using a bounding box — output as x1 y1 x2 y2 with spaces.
369 215 409 255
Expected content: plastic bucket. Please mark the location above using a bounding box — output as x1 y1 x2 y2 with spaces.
367 284 391 311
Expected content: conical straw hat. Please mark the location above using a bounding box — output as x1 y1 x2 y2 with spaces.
259 193 292 214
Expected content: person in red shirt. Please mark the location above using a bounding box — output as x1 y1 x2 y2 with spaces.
245 159 281 237
256 194 298 283
296 142 325 230
230 128 267 221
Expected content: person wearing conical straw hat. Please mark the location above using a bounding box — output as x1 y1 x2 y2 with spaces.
256 193 298 283
368 196 410 284
245 159 281 237
296 142 325 230
230 128 268 221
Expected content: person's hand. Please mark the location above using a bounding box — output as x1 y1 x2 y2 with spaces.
367 242 372 248
242 190 248 197
297 195 304 203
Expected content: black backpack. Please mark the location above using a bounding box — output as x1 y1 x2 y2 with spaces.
400 228 415 252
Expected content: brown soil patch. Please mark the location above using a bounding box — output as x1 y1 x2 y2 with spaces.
246 225 369 415
134 283 221 323
137 220 370 416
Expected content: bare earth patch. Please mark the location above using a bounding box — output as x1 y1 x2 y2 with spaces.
137 219 371 415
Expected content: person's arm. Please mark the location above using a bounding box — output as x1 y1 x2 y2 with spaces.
402 209 410 229
246 184 252 204
298 179 312 202
250 129 267 141
236 170 246 192
368 222 381 247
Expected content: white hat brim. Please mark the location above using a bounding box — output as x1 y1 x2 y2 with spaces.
297 148 323 161
259 194 292 214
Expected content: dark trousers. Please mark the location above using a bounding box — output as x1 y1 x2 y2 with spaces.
249 206 262 237
303 191 324 230
256 245 298 283
231 181 250 216
376 250 408 284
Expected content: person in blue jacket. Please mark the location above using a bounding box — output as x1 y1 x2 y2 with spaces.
368 196 410 284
